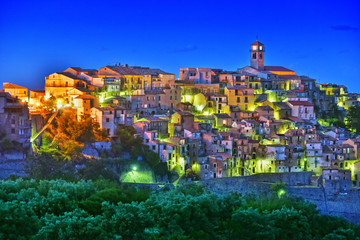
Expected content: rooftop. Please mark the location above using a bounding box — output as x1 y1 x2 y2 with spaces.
263 66 295 72
288 101 314 106
3 82 27 89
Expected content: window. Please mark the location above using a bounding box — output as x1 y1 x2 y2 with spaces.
237 97 240 103
260 53 262 59
252 46 257 51
106 118 110 122
170 96 172 100
11 129 15 134
252 53 256 59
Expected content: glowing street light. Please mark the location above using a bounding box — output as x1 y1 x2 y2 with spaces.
132 166 137 171
277 189 286 198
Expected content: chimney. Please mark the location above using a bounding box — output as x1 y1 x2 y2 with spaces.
125 64 128 67
119 62 121 66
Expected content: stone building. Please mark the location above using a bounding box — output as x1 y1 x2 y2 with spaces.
0 92 31 149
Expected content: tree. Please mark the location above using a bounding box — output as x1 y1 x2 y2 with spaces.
346 105 360 133
25 152 75 179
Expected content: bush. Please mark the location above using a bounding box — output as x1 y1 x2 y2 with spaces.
0 180 359 239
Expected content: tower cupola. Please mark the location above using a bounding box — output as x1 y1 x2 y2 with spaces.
250 40 264 70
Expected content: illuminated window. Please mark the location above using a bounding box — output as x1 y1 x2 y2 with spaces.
259 46 263 51
252 46 257 51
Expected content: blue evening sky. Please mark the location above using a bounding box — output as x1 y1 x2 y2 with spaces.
1 0 359 91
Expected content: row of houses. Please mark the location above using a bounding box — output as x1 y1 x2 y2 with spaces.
1 40 359 186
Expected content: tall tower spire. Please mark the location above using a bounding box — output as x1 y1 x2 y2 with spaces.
250 40 264 70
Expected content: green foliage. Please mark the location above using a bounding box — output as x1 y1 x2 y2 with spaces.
326 118 346 128
154 162 169 178
0 180 359 240
143 148 161 169
79 185 150 215
347 105 360 133
114 124 143 152
56 110 109 144
0 137 24 153
25 152 75 180
76 158 118 181
270 182 287 192
61 140 82 159
323 228 358 240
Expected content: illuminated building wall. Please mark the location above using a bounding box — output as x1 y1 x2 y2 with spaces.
3 83 29 102
224 86 255 111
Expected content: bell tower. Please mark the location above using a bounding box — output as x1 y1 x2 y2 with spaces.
250 40 264 70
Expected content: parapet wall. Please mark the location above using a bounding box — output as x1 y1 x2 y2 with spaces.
198 173 360 224
287 187 360 224
200 172 313 194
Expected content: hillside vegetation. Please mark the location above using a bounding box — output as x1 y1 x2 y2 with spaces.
0 179 359 240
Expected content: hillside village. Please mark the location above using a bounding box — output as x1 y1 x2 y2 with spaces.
1 40 360 187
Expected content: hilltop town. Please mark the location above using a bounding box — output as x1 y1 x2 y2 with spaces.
1 40 360 188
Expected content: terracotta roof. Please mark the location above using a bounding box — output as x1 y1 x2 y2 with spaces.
264 66 294 72
251 40 264 46
106 66 141 75
3 82 27 89
286 116 304 122
288 101 313 106
256 105 274 111
75 94 97 99
273 102 291 110
59 72 82 80
129 67 170 75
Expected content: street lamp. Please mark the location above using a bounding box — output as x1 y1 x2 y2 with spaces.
277 189 286 198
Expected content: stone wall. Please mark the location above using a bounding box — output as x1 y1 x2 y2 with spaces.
0 152 26 179
198 173 360 224
287 187 360 224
